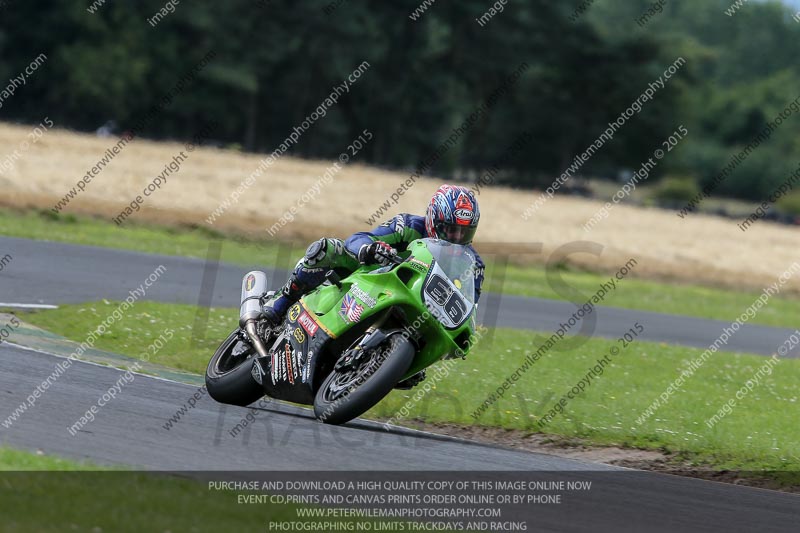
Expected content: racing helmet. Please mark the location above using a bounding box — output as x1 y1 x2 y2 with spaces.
424 185 480 245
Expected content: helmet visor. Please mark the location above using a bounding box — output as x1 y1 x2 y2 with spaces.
434 222 477 245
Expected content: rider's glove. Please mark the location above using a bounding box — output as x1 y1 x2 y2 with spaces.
358 241 398 266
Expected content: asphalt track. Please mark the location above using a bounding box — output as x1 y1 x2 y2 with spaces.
0 236 799 530
0 236 796 357
0 342 798 531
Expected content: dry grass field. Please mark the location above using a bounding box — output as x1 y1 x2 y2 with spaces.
1 122 797 293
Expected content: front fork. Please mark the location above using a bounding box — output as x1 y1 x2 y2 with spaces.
334 311 392 372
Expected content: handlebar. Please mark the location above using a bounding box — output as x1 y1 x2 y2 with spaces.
375 248 405 266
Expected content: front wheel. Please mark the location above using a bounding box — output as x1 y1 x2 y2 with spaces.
314 333 414 425
205 329 264 406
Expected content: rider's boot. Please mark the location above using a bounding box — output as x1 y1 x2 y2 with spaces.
261 274 305 327
261 238 348 327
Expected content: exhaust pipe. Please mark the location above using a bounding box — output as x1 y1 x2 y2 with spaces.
239 271 271 359
240 271 268 326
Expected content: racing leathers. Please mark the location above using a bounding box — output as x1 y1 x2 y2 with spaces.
262 213 485 322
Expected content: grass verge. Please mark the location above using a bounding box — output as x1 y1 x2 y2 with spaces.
1 207 798 327
0 447 107 471
17 301 800 476
0 448 334 532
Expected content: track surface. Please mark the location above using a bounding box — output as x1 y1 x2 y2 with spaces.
0 236 796 357
0 344 797 532
1 236 799 530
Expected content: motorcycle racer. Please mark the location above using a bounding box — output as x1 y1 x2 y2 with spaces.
261 184 485 330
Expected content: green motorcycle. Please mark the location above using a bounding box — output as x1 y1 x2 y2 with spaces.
205 238 479 425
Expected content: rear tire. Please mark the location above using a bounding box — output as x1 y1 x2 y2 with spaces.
205 330 264 406
314 333 414 425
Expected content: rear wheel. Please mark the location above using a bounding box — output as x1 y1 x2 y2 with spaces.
313 333 414 425
205 329 264 406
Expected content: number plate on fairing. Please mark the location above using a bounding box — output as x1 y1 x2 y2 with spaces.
422 262 473 329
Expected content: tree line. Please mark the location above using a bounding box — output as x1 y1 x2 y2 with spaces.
1 0 798 203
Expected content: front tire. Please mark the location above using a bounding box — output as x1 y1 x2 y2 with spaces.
205 330 264 406
313 333 414 425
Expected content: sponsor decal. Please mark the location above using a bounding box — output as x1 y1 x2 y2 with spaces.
302 350 314 384
245 274 256 291
409 258 430 271
393 215 406 235
271 351 279 385
349 283 377 308
298 311 319 337
288 304 301 322
339 293 364 323
284 343 294 384
379 214 405 235
292 349 301 382
293 327 306 343
407 260 427 273
454 208 474 221
278 342 287 382
251 360 264 385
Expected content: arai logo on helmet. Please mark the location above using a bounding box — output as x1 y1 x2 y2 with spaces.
454 208 474 221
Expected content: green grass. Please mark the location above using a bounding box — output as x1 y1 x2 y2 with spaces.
0 447 107 471
23 299 237 373
499 263 799 328
0 448 336 532
0 207 296 269
18 301 800 474
374 331 800 474
1 207 798 327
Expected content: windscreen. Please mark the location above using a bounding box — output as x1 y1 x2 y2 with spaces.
423 238 477 305
420 239 477 329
